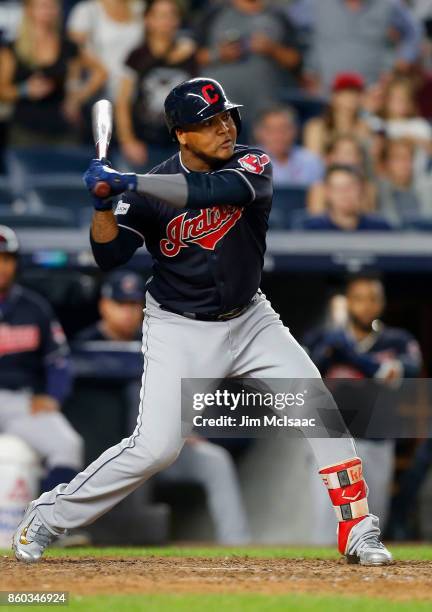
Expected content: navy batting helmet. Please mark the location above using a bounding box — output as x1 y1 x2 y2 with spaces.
164 77 242 140
0 225 19 255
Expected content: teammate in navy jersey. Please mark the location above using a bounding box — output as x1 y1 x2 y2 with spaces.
304 274 422 539
305 280 421 382
0 225 83 494
14 78 392 566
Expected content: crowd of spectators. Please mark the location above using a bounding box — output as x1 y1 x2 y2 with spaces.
1 0 432 230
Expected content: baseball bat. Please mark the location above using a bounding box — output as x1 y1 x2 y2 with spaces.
91 99 113 199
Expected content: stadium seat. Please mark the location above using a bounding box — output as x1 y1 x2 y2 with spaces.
6 146 94 189
29 180 91 226
0 178 15 206
0 205 76 228
404 218 432 231
270 186 308 229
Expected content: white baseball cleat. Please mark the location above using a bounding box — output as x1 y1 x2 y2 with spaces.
346 535 393 566
12 501 58 563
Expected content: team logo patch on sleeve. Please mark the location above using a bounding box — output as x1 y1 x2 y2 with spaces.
115 201 130 215
237 153 270 175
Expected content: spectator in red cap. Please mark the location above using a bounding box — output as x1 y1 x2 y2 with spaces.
303 72 370 157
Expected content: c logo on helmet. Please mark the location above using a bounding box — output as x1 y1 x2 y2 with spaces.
201 84 220 104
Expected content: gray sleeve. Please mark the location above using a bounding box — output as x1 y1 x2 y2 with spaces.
136 173 188 209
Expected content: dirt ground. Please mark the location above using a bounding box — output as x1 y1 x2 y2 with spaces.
2 556 432 601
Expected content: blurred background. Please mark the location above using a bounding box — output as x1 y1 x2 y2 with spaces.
2 0 432 548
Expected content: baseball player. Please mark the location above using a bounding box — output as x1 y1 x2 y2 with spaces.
304 274 422 540
0 226 83 493
13 77 391 565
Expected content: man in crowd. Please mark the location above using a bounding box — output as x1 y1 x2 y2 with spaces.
377 138 432 228
77 270 251 545
0 225 83 493
196 0 301 122
301 165 392 231
304 274 422 541
253 105 324 188
302 0 422 93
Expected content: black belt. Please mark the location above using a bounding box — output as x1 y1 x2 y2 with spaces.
160 296 257 322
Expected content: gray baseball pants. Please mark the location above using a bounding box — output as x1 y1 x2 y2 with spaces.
33 291 380 548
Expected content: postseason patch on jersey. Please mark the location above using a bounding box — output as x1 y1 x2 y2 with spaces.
237 152 270 175
115 201 130 215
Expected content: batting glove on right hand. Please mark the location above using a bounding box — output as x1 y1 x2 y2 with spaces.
83 159 137 211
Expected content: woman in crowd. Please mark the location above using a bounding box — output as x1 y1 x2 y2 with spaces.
307 134 376 215
67 0 145 101
379 78 431 142
372 77 432 176
303 72 370 157
115 0 196 167
0 0 106 145
377 138 432 228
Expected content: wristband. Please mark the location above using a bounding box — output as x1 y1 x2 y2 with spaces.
93 196 113 212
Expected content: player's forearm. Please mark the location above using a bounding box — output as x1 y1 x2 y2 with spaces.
91 210 119 243
90 225 142 270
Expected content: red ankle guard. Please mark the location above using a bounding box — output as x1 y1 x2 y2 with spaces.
319 457 369 554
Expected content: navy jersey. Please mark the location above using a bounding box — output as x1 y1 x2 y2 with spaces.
113 145 273 314
304 324 422 379
0 285 71 399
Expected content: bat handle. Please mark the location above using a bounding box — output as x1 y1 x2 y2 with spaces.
93 181 111 199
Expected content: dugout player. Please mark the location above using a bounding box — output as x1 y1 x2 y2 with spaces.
0 226 83 493
304 275 422 541
13 78 391 565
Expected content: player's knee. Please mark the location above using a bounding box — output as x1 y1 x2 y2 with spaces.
150 442 182 472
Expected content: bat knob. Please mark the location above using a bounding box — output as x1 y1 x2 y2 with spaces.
93 181 111 199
